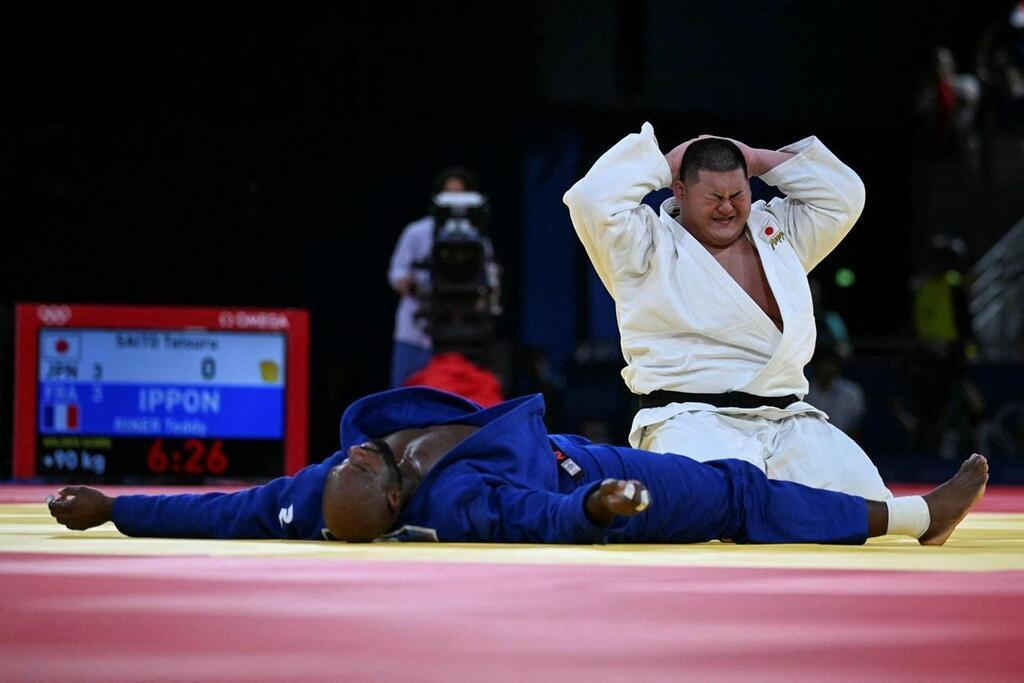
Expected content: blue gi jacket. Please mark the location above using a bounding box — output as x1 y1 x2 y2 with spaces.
113 387 867 544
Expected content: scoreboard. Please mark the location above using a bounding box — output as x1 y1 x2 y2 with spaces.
14 304 309 481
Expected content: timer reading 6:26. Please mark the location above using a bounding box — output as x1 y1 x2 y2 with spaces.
146 438 229 476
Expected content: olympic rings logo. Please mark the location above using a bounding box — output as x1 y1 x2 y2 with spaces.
37 305 73 327
217 310 289 330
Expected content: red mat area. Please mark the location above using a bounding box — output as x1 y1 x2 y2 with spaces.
4 484 1024 679
5 483 1024 511
1 554 1022 682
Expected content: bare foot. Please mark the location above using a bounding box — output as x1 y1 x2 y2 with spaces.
919 453 988 546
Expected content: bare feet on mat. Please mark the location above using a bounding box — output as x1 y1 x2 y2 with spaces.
919 453 989 546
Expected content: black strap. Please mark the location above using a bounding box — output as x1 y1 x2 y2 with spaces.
638 390 799 410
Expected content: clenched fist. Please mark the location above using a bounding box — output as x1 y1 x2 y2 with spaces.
585 478 651 527
48 486 114 531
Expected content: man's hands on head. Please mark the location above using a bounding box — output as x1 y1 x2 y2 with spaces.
709 135 759 176
48 486 114 531
665 137 703 183
585 478 651 527
666 134 783 180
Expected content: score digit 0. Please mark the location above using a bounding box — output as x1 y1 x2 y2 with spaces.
201 357 216 380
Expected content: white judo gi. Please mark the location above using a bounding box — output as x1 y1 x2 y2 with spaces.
564 123 890 501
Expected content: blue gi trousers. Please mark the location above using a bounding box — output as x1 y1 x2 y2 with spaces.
551 437 868 545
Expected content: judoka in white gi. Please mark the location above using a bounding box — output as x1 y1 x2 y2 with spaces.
564 123 891 500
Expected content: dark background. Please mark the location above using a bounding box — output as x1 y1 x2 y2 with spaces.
3 1 1021 475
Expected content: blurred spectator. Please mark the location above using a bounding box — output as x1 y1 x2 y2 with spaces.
917 45 982 161
899 234 986 458
805 348 866 439
911 234 977 361
977 2 1024 135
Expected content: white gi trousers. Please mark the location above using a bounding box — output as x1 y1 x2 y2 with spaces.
634 409 892 501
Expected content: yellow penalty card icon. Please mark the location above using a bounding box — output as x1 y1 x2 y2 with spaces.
259 360 280 383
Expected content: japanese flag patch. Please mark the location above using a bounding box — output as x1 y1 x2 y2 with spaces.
758 224 786 250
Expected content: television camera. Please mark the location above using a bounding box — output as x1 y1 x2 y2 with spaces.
413 191 501 362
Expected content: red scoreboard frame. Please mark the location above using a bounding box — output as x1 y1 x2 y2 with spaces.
13 303 309 480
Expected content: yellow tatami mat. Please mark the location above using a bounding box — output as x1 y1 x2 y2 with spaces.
4 502 1023 572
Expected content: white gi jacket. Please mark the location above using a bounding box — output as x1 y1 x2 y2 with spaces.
564 123 867 448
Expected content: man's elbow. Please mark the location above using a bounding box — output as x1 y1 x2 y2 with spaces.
563 185 599 235
563 170 611 213
562 181 587 212
846 174 867 220
564 181 623 236
825 171 866 230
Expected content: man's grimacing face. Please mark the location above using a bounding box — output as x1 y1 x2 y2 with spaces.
672 167 751 248
321 440 403 542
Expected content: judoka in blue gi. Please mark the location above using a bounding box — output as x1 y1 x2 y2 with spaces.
49 388 987 547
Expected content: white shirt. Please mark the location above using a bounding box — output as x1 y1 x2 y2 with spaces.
389 216 435 348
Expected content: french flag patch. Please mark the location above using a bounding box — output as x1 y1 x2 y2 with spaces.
42 403 80 431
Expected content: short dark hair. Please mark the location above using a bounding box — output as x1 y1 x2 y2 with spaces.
680 139 747 184
433 166 479 194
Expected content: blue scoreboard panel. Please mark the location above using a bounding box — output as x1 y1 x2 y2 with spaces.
15 305 310 481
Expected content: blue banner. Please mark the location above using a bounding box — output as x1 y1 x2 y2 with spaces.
37 382 285 438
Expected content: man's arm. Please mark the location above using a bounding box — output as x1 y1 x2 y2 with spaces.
391 276 415 297
748 148 796 177
452 477 650 543
665 134 794 181
388 220 428 296
48 458 338 539
110 484 294 538
49 483 292 538
757 137 867 272
563 123 671 298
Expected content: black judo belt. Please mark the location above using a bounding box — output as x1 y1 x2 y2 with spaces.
637 390 799 411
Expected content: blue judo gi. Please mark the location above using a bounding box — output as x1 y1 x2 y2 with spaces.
112 387 868 544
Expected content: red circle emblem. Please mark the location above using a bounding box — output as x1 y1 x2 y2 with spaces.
765 226 774 236
55 339 69 353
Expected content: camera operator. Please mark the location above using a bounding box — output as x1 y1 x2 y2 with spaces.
387 167 498 388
